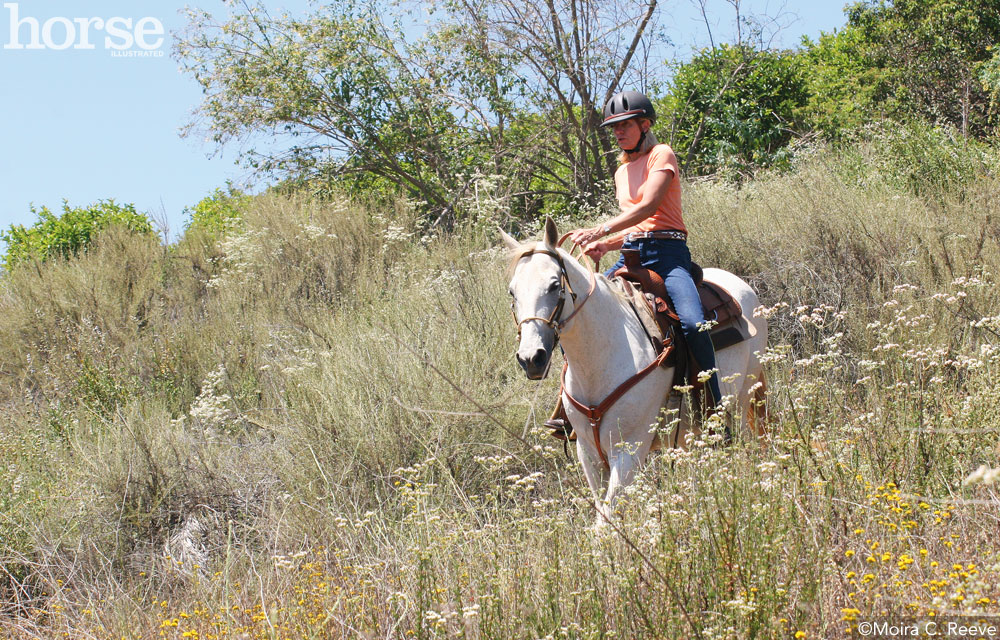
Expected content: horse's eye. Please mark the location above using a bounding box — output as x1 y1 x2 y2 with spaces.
546 280 560 293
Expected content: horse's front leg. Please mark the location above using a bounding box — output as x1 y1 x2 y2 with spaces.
601 443 646 524
576 438 611 524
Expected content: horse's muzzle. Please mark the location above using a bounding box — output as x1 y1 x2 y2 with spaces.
517 347 551 380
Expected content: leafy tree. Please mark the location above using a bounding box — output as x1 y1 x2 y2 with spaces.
798 26 893 137
174 0 663 226
176 4 477 223
1 201 153 272
660 43 808 178
839 0 1000 137
980 47 1000 123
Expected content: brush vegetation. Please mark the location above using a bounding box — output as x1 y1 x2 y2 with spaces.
0 200 154 272
2 140 1000 639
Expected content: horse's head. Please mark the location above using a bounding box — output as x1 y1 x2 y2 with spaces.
502 218 571 380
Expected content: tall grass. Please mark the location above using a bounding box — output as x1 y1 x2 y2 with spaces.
1 146 999 639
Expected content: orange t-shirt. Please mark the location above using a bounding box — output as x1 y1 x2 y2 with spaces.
614 143 685 235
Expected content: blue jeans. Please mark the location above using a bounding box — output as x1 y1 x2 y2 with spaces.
605 239 721 406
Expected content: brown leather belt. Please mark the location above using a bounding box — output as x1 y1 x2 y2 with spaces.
625 230 687 242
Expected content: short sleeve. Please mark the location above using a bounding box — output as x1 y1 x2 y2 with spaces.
647 144 678 178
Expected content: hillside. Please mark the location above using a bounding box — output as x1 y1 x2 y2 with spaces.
2 144 1000 638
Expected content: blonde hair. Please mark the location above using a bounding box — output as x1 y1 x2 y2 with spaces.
618 119 659 164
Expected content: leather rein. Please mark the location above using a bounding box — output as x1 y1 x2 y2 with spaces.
510 235 674 470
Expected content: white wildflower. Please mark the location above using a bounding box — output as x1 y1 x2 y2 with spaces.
461 604 480 619
964 464 1000 486
188 364 233 430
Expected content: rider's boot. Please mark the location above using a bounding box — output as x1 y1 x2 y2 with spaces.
696 374 734 446
543 396 575 441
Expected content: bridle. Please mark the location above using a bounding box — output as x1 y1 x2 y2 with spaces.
510 240 597 347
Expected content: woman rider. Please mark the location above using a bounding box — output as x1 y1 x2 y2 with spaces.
545 90 722 438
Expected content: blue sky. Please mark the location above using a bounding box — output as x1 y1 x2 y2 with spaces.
0 1 848 245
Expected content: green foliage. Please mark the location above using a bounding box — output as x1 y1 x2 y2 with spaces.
840 0 1000 137
1 200 153 272
183 185 251 238
980 46 1000 121
74 358 143 419
798 26 892 137
661 44 809 178
175 0 663 226
835 119 1000 197
175 3 503 224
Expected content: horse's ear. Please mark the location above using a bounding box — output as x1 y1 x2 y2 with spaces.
499 227 520 252
543 217 558 249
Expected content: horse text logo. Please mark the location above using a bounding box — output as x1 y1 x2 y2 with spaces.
3 3 165 56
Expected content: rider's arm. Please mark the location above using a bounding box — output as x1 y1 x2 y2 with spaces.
600 168 673 236
568 167 674 247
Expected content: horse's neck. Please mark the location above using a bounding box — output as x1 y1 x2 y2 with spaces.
558 255 657 398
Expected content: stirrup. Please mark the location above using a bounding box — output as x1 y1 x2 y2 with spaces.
543 418 575 441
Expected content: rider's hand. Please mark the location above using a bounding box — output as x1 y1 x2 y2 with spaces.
568 226 603 247
582 241 610 265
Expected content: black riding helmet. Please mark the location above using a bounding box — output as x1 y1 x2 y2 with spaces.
600 91 656 128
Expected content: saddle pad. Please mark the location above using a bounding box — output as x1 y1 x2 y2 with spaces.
618 278 664 341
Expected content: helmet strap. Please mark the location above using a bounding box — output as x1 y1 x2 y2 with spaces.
624 128 647 155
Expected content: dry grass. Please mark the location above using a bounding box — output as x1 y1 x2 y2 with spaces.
1 148 999 639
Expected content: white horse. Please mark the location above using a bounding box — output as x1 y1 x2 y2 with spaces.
503 218 767 524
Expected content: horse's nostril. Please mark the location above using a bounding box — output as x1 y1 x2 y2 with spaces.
530 348 547 367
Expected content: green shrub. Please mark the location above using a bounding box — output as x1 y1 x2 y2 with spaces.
0 200 153 272
836 119 1000 197
660 43 809 179
182 185 251 238
799 25 893 137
